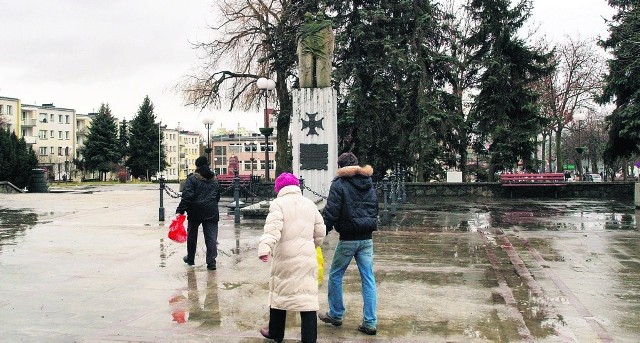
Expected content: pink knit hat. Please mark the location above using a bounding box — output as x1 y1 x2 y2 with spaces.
274 173 300 193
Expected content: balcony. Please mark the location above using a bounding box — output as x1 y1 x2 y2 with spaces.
21 119 38 127
23 136 37 144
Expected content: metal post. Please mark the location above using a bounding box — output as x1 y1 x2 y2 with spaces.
391 172 397 215
233 169 241 223
401 167 407 203
159 176 165 221
381 176 389 224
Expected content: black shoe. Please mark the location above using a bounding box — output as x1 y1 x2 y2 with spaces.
357 324 377 335
318 312 342 326
183 256 194 266
259 327 283 343
207 264 217 270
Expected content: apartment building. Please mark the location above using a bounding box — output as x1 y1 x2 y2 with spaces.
211 132 276 180
0 96 20 132
21 103 76 181
159 126 201 182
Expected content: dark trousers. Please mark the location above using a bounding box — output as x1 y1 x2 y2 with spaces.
186 219 218 266
268 308 317 343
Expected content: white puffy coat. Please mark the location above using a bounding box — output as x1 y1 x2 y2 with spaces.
258 185 325 311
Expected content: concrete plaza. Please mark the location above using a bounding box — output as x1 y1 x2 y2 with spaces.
0 184 639 342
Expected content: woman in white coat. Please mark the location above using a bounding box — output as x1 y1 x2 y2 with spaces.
258 173 326 343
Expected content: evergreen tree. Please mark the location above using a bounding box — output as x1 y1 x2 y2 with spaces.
326 0 450 179
598 0 640 162
0 129 38 189
118 119 129 162
126 96 166 178
80 103 120 181
466 0 551 176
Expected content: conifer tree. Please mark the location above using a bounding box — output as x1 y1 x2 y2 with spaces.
598 0 640 163
0 129 38 189
466 0 551 176
126 96 165 179
80 103 120 181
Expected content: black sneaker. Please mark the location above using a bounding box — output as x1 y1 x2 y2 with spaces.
357 324 377 335
207 264 217 270
183 256 194 266
318 312 342 326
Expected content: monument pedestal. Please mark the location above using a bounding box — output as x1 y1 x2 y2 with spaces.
291 88 338 202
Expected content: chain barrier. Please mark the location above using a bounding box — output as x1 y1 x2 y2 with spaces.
303 185 328 200
239 184 272 203
219 184 235 196
164 184 181 199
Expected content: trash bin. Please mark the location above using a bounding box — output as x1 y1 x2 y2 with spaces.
29 168 49 193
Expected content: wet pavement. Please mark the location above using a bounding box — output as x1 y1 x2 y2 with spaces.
0 184 639 342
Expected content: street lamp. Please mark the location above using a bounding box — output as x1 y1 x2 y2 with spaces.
257 77 276 182
574 110 587 180
202 116 215 166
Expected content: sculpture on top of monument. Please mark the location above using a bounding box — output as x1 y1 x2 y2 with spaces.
297 11 334 88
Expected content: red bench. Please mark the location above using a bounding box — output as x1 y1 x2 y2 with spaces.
216 174 252 188
500 173 566 198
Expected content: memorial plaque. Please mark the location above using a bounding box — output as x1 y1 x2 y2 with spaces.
300 144 328 170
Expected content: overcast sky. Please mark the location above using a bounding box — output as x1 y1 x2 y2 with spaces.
0 0 615 136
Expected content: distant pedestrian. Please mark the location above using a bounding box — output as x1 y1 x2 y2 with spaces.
318 152 379 336
175 156 220 270
258 173 326 343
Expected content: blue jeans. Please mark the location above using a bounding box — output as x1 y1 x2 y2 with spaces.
327 239 377 328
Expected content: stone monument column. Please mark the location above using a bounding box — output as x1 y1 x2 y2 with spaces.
292 12 337 202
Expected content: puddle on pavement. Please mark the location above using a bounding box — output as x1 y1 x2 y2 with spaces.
0 208 38 248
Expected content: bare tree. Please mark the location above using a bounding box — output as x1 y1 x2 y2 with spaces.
536 36 606 171
179 0 316 174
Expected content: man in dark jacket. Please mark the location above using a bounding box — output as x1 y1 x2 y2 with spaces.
176 156 220 270
318 152 378 335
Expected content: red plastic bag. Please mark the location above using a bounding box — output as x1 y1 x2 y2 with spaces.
168 214 187 243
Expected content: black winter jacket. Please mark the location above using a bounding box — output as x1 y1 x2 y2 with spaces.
176 166 220 222
322 165 378 240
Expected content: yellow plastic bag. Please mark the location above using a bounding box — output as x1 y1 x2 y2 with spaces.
316 246 324 286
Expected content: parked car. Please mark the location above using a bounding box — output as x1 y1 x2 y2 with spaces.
584 173 603 182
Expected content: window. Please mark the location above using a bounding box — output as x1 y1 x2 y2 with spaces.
38 130 47 139
40 113 48 123
50 130 54 138
58 147 63 156
0 105 3 114
65 147 70 156
50 146 54 154
214 146 226 156
50 114 54 122
229 143 243 154
58 114 63 123
21 112 26 121
65 131 69 139
7 105 12 115
58 131 63 139
65 115 69 124
39 147 47 155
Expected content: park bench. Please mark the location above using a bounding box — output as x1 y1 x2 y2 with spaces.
216 174 253 189
500 173 566 198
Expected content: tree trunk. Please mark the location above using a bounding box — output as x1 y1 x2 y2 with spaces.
540 133 547 173
274 72 292 177
555 127 563 171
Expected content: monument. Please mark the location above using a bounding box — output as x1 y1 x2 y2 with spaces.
291 12 338 202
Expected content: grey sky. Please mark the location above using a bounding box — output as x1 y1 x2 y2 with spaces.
0 0 615 135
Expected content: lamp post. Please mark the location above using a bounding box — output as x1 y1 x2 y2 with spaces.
257 77 276 182
574 110 587 180
249 140 258 178
202 116 214 166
